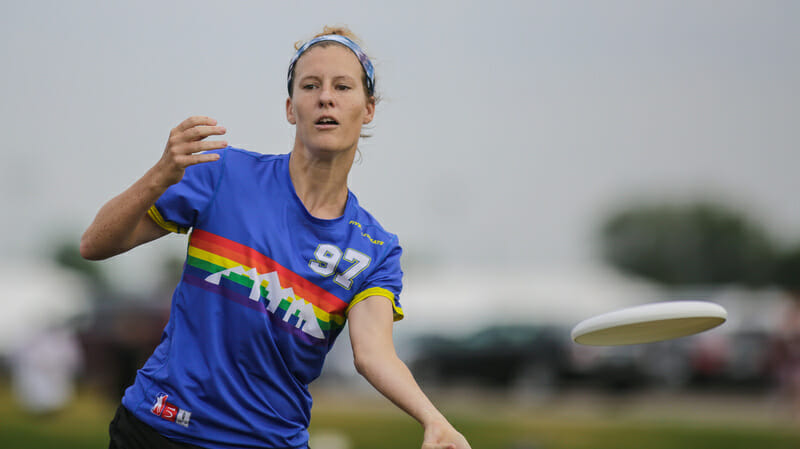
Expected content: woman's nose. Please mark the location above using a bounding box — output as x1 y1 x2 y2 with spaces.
318 85 334 106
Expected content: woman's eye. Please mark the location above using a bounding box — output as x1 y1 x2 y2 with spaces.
303 84 317 90
336 85 351 91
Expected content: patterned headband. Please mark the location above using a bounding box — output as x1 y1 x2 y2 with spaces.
287 34 375 96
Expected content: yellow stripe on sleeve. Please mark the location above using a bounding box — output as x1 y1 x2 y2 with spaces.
147 205 188 234
346 287 404 322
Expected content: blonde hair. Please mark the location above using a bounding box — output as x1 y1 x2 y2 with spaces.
293 25 362 51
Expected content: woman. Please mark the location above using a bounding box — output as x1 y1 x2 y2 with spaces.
81 26 471 449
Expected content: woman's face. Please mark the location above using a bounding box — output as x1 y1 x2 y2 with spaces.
286 44 375 156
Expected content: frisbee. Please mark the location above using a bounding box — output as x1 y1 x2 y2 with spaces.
571 301 727 346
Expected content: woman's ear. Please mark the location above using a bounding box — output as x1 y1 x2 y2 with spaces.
363 97 376 125
286 97 297 125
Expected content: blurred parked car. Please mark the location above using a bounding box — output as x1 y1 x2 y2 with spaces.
574 328 777 392
409 324 569 395
566 343 653 390
687 329 775 389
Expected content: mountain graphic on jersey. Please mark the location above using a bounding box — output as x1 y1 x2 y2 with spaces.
183 229 348 344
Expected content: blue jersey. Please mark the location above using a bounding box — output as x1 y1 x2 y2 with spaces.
121 148 404 449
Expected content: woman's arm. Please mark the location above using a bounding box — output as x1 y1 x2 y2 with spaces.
348 297 471 449
80 116 227 260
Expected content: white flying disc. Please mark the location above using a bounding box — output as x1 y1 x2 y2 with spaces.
571 301 727 346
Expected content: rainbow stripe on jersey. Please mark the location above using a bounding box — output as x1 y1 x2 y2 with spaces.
183 229 348 345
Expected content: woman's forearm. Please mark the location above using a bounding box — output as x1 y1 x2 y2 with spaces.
354 347 447 427
348 297 471 449
80 166 169 260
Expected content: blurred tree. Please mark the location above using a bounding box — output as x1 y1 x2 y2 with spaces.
774 245 800 293
51 238 110 295
599 201 776 287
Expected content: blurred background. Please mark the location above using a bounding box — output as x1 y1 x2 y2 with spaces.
2 1 799 448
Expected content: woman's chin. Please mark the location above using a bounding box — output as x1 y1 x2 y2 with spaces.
302 140 358 157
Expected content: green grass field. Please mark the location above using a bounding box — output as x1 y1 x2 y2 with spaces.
2 384 799 449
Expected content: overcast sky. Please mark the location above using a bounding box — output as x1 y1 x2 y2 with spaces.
2 1 798 289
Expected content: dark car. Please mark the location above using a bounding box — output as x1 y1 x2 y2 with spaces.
409 324 570 395
686 329 776 389
566 342 652 390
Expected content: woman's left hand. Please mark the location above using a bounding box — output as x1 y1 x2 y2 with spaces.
421 418 471 449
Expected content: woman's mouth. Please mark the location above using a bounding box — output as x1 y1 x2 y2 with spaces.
315 117 339 128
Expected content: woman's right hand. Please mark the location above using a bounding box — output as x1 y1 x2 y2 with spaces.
154 116 228 187
80 116 228 260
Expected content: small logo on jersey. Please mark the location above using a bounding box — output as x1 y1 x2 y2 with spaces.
151 393 168 415
348 220 385 245
151 393 192 428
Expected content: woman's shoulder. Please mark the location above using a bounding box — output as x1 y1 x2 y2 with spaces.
348 198 400 248
214 148 290 178
222 147 289 164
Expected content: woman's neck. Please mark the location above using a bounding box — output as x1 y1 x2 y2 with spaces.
288 146 355 219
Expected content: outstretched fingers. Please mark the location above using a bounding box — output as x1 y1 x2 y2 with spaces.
170 117 227 156
156 116 228 186
183 125 228 144
173 115 218 133
179 149 222 167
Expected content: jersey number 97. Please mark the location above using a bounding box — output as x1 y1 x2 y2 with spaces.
308 244 371 290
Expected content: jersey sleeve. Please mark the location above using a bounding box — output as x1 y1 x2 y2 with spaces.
147 149 226 234
346 239 404 321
